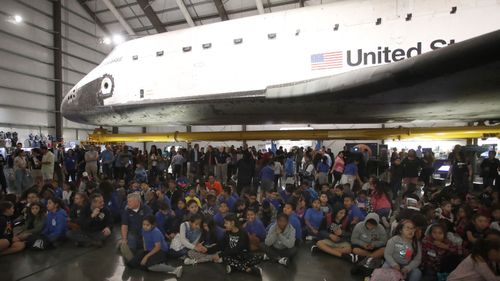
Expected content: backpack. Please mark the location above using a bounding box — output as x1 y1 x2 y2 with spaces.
303 162 315 177
369 268 403 281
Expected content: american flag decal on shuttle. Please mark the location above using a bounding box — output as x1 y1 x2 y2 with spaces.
310 51 343 70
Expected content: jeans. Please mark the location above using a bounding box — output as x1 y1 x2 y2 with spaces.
216 163 228 183
14 169 28 194
127 233 141 252
102 163 113 179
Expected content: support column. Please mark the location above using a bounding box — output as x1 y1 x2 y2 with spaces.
142 127 147 152
242 125 247 148
53 0 63 141
466 122 474 145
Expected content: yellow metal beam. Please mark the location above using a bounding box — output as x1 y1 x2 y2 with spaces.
88 126 500 143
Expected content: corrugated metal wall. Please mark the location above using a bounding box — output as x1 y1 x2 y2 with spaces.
0 0 112 143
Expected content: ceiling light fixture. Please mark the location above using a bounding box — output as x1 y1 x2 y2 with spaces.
13 15 23 23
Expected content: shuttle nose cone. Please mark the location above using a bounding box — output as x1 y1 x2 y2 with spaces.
61 74 115 124
61 87 84 123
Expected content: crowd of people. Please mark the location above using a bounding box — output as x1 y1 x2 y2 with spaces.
1 142 500 281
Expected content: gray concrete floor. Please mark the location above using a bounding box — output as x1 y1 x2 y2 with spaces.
0 227 360 281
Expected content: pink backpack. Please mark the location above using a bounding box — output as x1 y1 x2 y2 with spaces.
370 268 403 281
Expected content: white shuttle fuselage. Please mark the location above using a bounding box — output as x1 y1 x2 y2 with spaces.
62 0 500 126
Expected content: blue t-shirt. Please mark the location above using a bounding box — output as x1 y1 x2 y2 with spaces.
317 162 330 173
284 158 295 176
213 212 226 228
142 227 169 252
64 156 77 171
288 212 303 240
218 196 236 212
347 205 366 224
305 208 324 230
344 163 358 176
259 165 275 181
244 219 267 240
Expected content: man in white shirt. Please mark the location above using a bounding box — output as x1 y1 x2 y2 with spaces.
41 146 54 182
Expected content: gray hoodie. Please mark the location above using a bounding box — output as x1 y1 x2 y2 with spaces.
265 223 296 250
351 213 387 248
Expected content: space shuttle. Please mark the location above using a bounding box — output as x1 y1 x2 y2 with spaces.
62 0 500 126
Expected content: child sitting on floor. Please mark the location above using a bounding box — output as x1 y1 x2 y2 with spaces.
422 223 461 281
304 198 324 241
121 215 182 278
0 201 25 256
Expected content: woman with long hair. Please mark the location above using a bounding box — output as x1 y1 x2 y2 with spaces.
384 220 422 281
330 151 345 186
447 238 500 281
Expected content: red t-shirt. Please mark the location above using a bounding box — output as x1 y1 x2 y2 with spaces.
206 181 222 195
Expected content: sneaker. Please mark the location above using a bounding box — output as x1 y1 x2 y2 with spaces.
262 254 270 261
305 235 314 241
250 266 262 276
310 245 319 254
278 257 289 267
171 266 183 278
184 258 197 265
341 253 358 263
226 265 232 274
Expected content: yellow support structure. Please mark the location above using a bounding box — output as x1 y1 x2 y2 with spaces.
88 126 500 143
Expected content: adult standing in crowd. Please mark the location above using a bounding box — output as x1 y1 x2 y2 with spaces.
13 150 29 194
331 151 345 187
171 150 185 180
420 150 435 188
215 147 229 184
0 153 7 194
100 145 114 180
203 146 216 178
401 149 422 186
30 148 42 182
236 151 255 194
64 149 77 183
85 145 99 180
188 144 201 181
481 151 499 189
40 146 54 183
148 145 160 182
449 145 472 198
53 145 65 186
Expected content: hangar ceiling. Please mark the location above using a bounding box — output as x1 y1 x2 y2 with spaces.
79 0 340 37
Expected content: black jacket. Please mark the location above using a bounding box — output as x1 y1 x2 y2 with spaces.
80 205 113 233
